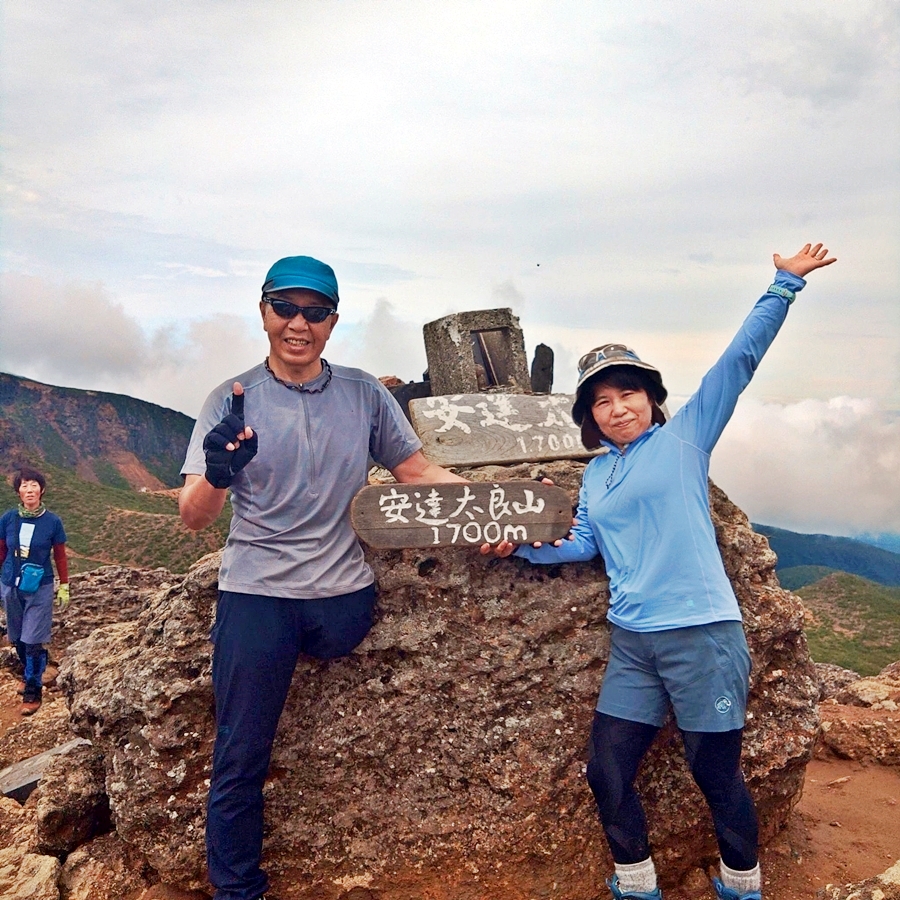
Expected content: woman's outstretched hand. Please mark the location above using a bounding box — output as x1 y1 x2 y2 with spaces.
774 243 837 278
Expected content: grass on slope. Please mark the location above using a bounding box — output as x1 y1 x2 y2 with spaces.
797 572 900 676
33 463 230 574
777 565 840 591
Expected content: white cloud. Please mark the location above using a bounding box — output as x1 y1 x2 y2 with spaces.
329 299 427 384
492 279 526 312
710 397 900 535
159 263 230 278
0 273 266 415
145 317 268 415
0 272 151 378
728 1 900 107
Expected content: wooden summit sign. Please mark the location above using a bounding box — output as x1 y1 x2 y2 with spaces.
351 481 572 549
409 393 605 467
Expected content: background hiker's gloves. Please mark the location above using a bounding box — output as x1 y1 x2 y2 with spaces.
203 391 258 489
56 583 70 609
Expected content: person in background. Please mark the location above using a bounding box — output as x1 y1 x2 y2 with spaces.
179 255 464 900
0 467 70 716
482 244 837 900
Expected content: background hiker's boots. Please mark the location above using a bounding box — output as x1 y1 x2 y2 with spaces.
21 688 42 715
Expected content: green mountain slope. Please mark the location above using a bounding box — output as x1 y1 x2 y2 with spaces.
797 572 900 676
35 463 230 574
776 565 839 591
753 523 900 587
0 371 192 488
1 371 228 573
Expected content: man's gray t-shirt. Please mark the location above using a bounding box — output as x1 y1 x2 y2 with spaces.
182 361 422 599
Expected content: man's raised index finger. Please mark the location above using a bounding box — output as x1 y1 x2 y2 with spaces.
231 382 244 420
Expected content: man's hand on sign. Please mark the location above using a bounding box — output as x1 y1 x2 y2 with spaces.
203 383 259 489
479 538 519 558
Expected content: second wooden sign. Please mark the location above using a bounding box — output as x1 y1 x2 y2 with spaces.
351 480 573 550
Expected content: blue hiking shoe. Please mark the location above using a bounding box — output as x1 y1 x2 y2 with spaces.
607 875 663 899
712 877 761 899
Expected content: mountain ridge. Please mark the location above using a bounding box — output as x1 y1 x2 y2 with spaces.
797 571 900 676
753 523 900 588
0 370 193 489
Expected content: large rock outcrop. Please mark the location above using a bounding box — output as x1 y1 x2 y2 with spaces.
817 660 900 767
818 860 900 900
58 461 820 897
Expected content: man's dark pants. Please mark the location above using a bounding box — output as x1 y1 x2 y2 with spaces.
207 586 376 900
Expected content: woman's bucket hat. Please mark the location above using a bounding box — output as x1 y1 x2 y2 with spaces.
571 343 668 426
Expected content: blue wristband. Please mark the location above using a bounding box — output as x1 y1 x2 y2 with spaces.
768 284 796 304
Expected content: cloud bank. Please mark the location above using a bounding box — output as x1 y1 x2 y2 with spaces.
0 273 266 415
711 397 900 536
3 272 895 538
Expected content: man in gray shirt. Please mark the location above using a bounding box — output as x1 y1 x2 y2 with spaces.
180 255 463 900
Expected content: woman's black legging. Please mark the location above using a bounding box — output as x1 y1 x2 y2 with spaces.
586 712 759 871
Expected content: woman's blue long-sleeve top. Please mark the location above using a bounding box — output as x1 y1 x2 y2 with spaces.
515 271 806 632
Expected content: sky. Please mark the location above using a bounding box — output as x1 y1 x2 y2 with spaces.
1 1 898 538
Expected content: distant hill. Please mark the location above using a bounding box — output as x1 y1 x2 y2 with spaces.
753 523 900 588
776 565 840 591
797 572 900 676
0 371 193 489
0 371 228 573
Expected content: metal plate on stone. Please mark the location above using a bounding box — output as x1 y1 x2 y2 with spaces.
351 481 573 549
0 737 91 804
409 393 601 467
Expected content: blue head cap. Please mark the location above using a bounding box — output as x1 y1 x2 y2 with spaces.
262 256 340 307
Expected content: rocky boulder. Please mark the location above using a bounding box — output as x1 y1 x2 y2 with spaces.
818 860 900 900
817 660 900 767
32 742 110 857
58 462 820 897
814 663 861 702
0 851 60 900
57 831 158 900
834 660 900 710
52 565 177 649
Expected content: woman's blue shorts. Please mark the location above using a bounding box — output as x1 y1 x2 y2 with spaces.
596 620 751 732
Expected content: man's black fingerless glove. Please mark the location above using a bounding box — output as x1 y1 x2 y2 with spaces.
203 413 259 489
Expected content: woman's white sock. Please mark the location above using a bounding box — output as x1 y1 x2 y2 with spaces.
720 860 761 894
615 857 658 893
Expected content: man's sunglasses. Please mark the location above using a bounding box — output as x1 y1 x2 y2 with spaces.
262 295 337 323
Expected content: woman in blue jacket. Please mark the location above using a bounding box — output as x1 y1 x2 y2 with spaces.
483 244 836 900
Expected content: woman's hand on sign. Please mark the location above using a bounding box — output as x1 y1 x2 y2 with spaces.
479 477 572 557
480 539 518 558
479 530 570 558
